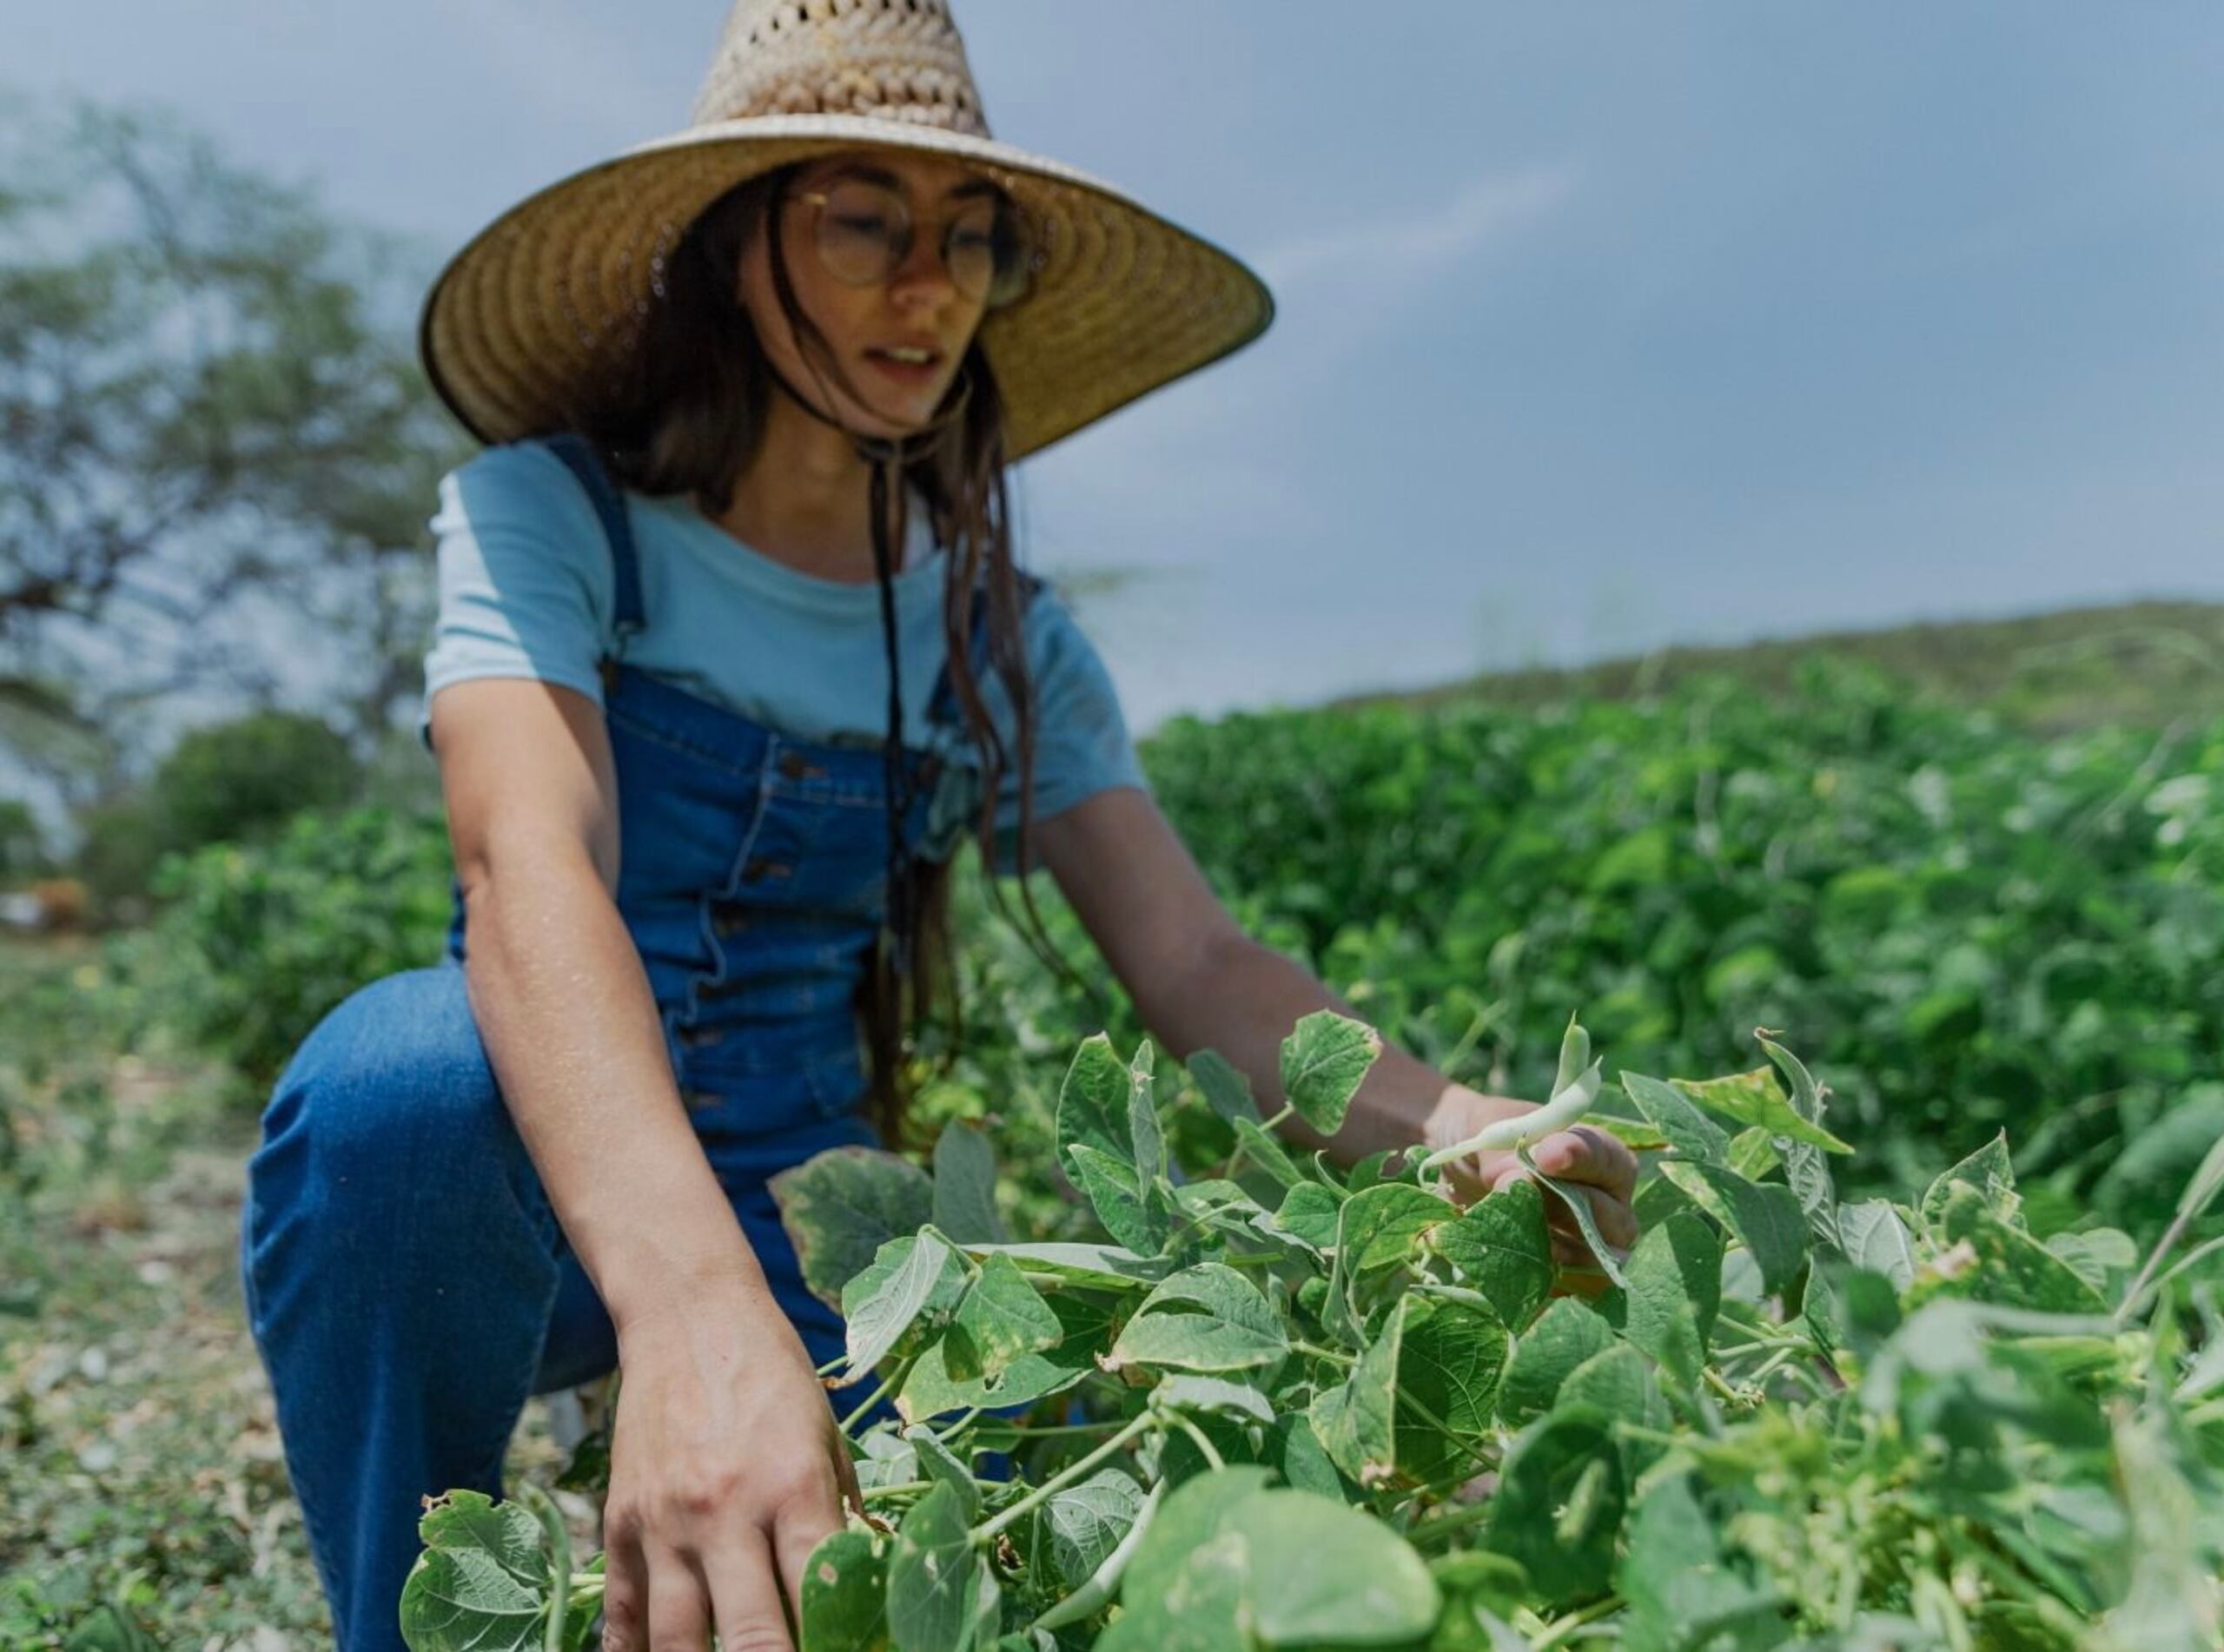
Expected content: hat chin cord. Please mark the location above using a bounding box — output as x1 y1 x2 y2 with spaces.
759 350 976 988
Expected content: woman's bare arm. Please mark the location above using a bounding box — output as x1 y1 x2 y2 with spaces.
430 676 853 1649
430 676 765 1323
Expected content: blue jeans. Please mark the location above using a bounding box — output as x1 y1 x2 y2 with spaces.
238 959 872 1652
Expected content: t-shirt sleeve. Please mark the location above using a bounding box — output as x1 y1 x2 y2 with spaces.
989 590 1148 874
418 442 616 750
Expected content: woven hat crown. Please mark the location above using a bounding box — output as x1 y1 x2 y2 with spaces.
690 0 993 138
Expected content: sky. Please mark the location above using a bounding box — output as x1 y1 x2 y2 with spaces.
17 2 2224 734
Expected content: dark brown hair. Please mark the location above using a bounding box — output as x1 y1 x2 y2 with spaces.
575 162 1099 1146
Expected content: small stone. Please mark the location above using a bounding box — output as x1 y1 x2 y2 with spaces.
137 1259 176 1287
77 1346 110 1383
77 1439 118 1473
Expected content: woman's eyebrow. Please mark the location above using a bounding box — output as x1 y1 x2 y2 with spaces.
824 161 1003 202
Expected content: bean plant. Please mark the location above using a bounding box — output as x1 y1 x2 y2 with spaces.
400 1013 2224 1650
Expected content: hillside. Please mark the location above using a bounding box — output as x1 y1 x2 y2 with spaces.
1344 599 2224 731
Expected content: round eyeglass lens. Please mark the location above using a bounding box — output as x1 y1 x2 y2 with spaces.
809 178 1030 306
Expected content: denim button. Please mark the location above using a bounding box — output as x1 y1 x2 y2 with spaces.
776 750 823 781
710 900 749 935
743 858 793 882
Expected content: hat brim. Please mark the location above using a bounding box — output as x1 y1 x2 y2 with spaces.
419 113 1275 463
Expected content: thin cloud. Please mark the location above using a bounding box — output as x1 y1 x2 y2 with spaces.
1257 162 1580 293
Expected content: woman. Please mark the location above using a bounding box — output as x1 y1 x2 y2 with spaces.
239 4 1639 1649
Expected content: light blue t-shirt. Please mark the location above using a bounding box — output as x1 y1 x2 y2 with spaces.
420 441 1147 873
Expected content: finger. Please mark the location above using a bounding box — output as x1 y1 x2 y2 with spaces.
641 1543 713 1652
1528 1127 1639 1200
704 1526 796 1652
1543 1180 1639 1254
771 1479 848 1628
599 1525 647 1652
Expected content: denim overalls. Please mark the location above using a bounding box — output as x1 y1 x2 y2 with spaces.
238 436 1023 1652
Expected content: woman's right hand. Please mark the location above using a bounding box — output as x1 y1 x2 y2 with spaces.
595 1279 859 1652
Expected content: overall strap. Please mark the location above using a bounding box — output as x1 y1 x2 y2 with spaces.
926 566 1045 728
538 433 647 657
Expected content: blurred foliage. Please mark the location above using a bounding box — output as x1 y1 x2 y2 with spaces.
1377 598 2224 737
0 90 468 809
924 661 2224 1243
0 799 47 882
70 710 363 922
145 806 452 1091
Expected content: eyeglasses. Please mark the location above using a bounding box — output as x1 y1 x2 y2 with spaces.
789 175 1040 310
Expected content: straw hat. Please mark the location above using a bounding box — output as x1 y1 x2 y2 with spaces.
419 0 1276 461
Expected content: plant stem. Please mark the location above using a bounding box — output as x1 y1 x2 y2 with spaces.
1172 1413 1225 1470
1531 1594 1624 1649
519 1483 573 1652
841 1358 909 1437
1407 1498 1497 1549
1294 1339 1356 1368
971 1412 1157 1544
860 1479 932 1503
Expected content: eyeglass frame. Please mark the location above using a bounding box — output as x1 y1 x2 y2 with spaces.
784 170 1046 310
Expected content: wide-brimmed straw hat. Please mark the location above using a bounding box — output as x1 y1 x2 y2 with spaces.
419 0 1276 461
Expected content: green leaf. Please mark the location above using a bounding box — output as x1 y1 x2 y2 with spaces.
1111 1473 1437 1649
1069 1141 1172 1256
1498 1298 1618 1426
904 1425 981 1519
1309 1298 1403 1488
1658 1160 1809 1297
1394 1297 1509 1486
1919 1132 2019 1232
1936 1184 2109 1314
1482 1412 1625 1606
772 1146 937 1312
1056 1034 1136 1176
1279 1009 1383 1134
398 1490 549 1652
1231 1489 1440 1644
957 1241 1169 1292
800 1527 891 1652
1835 1199 1918 1291
1427 1177 1555 1328
1671 1067 1852 1153
1615 1471 1781 1652
1558 1345 1673 1479
1618 1072 1732 1165
1328 1182 1453 1336
1122 1465 1280 1602
931 1122 1005 1245
1759 1034 1842 1246
1155 1372 1277 1424
1042 1467 1147 1591
1269 1181 1344 1252
1188 1047 1264 1127
887 1483 990 1652
1726 1127 1780 1181
1107 1263 1289 1375
1096 1530 1251 1652
943 1253 1062 1384
1128 1039 1167 1186
843 1232 961 1379
1233 1116 1307 1190
1616 1210 1722 1388
898 1293 1111 1424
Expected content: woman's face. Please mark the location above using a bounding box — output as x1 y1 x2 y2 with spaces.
738 150 1004 441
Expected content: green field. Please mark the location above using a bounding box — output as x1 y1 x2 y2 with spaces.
3 603 2221 1648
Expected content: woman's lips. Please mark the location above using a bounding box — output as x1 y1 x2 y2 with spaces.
863 350 942 387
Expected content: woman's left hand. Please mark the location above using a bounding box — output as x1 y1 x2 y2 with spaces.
1421 1085 1642 1272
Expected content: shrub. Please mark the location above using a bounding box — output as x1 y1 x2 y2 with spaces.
401 1012 2224 1649
149 805 453 1090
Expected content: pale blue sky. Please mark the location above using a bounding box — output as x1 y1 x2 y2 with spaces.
21 3 2224 732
